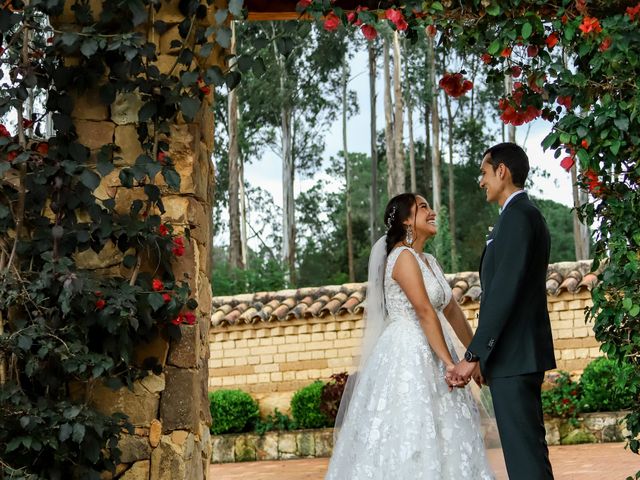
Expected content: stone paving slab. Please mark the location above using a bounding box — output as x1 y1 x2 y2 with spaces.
210 442 640 479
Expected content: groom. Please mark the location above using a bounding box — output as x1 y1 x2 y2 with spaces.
449 143 556 479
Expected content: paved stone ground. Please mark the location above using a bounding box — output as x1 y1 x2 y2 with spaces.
210 442 640 479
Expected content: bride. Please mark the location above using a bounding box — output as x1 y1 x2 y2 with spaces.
325 193 495 480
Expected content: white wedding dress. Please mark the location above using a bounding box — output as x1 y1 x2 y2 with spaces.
325 246 495 480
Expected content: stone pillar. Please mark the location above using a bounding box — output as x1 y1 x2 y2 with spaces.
56 1 221 478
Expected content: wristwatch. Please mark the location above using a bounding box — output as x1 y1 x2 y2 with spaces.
464 350 480 363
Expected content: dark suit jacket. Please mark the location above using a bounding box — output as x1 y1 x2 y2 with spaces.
468 192 556 379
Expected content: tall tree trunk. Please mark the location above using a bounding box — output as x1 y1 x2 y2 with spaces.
383 37 395 199
404 40 416 193
274 25 295 285
504 74 516 142
444 90 458 271
392 32 405 195
571 164 591 260
228 21 244 269
342 60 355 282
427 36 442 212
423 47 432 198
368 40 379 245
239 153 248 268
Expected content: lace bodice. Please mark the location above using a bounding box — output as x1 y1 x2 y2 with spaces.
384 246 452 322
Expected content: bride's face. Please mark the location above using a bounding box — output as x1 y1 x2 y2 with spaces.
408 195 437 239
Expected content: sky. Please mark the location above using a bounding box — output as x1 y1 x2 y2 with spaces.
243 49 574 213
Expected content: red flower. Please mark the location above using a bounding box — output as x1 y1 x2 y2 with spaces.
36 142 49 156
7 151 17 162
545 32 559 49
0 47 4 56
47 37 54 44
599 37 612 52
579 17 602 35
361 24 377 40
627 4 640 21
22 119 34 129
95 290 102 297
439 73 473 98
481 53 492 64
385 8 408 31
500 46 512 57
560 156 575 171
426 25 437 37
172 237 185 256
162 293 172 303
152 278 164 291
323 12 341 31
527 45 539 57
0 125 10 137
297 0 312 8
95 299 106 310
561 398 570 405
511 66 522 78
171 314 183 325
346 12 356 23
581 139 589 149
584 169 603 195
561 14 569 24
527 73 545 93
557 95 572 109
159 224 169 236
498 93 542 126
576 0 587 14
157 150 166 164
200 85 211 95
184 312 196 325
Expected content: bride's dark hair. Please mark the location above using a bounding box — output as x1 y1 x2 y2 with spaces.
384 193 418 255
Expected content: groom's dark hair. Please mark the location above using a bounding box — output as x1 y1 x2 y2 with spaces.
484 142 529 188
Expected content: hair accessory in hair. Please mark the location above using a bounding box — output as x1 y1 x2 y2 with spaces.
386 205 397 231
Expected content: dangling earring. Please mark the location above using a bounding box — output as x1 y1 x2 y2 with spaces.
405 225 414 245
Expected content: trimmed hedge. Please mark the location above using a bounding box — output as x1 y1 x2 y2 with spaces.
210 389 260 435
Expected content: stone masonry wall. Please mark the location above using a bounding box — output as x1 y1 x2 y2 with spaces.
58 1 223 478
209 290 599 415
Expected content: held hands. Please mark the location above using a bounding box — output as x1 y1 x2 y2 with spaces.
445 360 484 390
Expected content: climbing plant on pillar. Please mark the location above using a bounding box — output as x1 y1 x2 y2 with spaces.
0 0 241 477
298 0 640 467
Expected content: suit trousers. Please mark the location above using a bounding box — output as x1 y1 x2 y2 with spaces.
490 372 554 480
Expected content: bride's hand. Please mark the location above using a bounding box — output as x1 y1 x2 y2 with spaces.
445 363 469 390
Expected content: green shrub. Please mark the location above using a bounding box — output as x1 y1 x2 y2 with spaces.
579 357 638 413
291 381 331 429
254 408 297 435
209 389 260 435
542 371 581 418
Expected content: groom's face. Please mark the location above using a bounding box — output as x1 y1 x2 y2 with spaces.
479 154 502 204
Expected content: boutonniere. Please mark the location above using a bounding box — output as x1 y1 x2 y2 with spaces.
485 226 493 241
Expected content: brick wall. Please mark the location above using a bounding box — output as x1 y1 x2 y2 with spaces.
209 290 598 415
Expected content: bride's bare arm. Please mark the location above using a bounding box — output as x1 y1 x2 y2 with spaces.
443 299 474 348
392 250 455 368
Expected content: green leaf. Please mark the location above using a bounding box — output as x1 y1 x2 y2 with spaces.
18 335 32 351
215 27 232 49
123 254 137 269
610 139 622 155
162 168 181 190
522 22 533 39
181 71 199 87
80 169 100 190
205 66 225 87
148 292 166 312
252 57 266 77
631 305 640 317
225 71 242 90
486 3 501 16
576 126 589 138
97 157 114 177
623 298 633 310
59 423 72 442
180 97 200 122
128 0 148 26
614 116 629 131
215 8 228 25
63 406 82 420
541 132 559 150
237 55 254 73
72 423 85 443
430 2 444 11
138 102 157 122
80 39 99 58
488 39 502 56
229 0 243 17
6 437 21 453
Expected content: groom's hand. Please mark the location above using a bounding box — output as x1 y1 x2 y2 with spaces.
472 363 485 387
449 360 476 387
